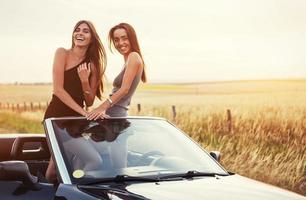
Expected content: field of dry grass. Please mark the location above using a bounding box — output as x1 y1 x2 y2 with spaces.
0 79 305 195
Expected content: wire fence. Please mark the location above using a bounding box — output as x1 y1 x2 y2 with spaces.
0 102 233 132
0 102 49 112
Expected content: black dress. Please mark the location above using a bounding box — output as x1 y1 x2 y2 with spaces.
44 58 89 119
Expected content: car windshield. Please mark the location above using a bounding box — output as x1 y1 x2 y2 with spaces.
48 117 228 184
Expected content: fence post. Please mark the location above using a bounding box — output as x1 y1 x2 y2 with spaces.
137 103 141 113
30 102 34 111
172 105 177 119
7 102 9 109
24 102 27 111
38 102 41 110
227 109 232 133
0 102 2 109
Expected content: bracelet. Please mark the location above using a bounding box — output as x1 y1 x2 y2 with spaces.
83 90 90 95
107 98 113 106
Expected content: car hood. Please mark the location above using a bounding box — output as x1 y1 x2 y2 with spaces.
80 174 305 200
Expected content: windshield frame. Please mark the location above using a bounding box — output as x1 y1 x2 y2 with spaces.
44 117 72 184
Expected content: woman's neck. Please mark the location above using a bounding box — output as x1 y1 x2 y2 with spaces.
123 55 128 62
71 46 87 61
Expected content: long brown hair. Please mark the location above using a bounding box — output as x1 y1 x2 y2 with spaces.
108 23 147 82
72 20 107 99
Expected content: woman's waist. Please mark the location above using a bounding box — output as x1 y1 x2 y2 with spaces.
109 94 131 109
50 94 84 106
106 105 128 117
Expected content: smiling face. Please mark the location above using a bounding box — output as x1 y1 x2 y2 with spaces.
73 23 92 48
113 28 131 56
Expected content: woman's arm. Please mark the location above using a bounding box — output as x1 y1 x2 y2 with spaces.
87 52 142 120
52 48 87 116
78 62 99 107
108 52 142 105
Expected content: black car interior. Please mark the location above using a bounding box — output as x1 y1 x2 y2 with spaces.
0 135 50 178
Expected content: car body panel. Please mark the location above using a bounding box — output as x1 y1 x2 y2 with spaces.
0 181 55 200
108 175 304 200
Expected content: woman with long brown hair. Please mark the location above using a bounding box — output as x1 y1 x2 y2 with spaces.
87 22 146 119
44 20 107 183
87 23 146 169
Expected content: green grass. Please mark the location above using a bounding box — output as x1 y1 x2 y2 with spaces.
0 111 43 133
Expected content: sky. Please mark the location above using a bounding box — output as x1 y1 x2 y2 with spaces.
1 0 306 83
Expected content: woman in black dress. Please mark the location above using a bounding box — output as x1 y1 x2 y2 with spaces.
44 20 107 183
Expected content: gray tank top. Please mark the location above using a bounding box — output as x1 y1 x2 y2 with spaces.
109 64 142 112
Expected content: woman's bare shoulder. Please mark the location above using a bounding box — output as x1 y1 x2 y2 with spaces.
128 52 142 63
53 48 69 62
55 47 68 55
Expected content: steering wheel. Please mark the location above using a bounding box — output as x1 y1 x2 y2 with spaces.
135 151 164 166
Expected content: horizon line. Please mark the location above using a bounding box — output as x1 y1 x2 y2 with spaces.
1 77 306 85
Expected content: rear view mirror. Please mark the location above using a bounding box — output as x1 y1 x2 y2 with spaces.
209 151 221 162
0 160 37 185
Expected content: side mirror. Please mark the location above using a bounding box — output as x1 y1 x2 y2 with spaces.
209 151 221 162
0 161 38 185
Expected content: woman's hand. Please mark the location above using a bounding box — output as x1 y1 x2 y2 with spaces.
81 110 89 118
87 105 109 120
77 62 91 83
